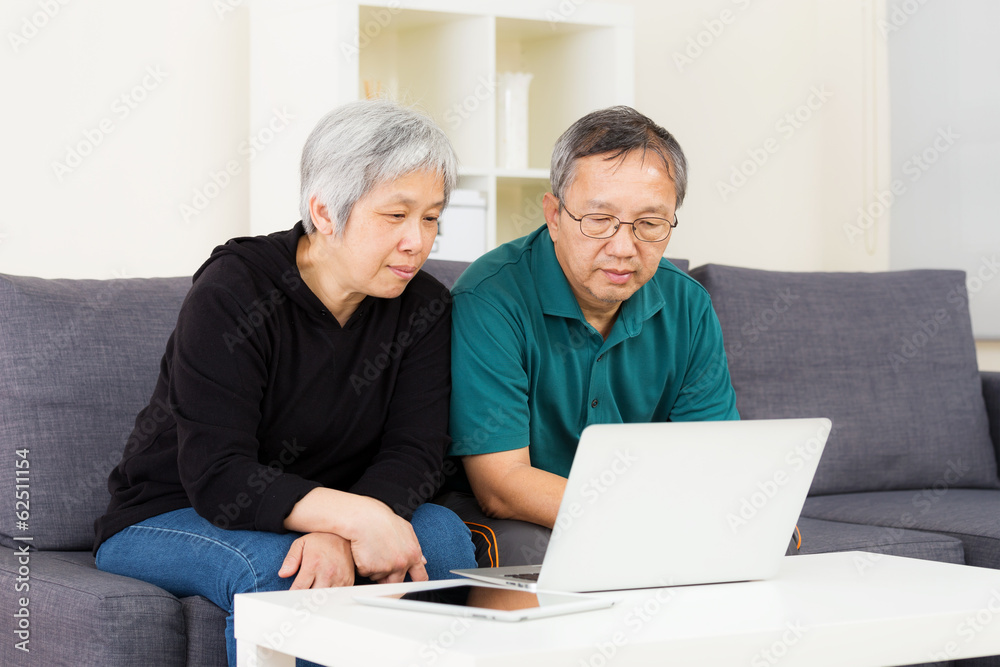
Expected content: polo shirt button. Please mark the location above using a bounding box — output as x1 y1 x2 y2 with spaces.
597 354 605 362
591 399 599 408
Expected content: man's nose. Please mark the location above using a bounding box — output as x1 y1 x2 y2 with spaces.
604 223 639 255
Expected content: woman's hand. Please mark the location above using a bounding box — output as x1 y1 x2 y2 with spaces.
283 488 428 584
344 495 428 584
278 532 355 589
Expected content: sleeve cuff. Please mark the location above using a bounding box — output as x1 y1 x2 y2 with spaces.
447 431 530 457
253 474 322 534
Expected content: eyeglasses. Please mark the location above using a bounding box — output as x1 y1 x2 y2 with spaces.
559 201 678 243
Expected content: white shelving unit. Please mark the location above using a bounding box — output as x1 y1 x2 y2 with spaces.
249 0 634 255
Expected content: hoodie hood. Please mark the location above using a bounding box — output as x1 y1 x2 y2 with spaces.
193 221 321 314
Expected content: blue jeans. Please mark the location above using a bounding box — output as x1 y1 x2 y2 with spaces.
96 504 475 667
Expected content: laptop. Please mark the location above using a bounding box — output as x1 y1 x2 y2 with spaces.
452 417 831 592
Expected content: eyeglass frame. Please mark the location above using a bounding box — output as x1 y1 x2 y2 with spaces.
558 200 678 243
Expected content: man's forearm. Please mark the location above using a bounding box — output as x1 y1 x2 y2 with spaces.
470 464 567 529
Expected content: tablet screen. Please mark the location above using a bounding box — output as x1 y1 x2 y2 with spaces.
360 583 616 621
397 584 545 611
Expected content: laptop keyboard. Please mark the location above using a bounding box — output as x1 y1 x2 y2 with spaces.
505 572 540 582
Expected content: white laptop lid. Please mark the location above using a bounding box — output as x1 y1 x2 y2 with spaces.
537 418 831 592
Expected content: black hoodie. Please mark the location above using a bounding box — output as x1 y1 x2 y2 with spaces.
94 222 452 551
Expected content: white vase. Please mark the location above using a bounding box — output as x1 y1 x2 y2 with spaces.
496 71 534 170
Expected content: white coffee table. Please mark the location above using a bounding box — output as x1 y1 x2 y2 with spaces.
235 551 1000 666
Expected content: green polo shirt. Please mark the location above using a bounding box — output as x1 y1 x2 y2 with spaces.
449 226 739 478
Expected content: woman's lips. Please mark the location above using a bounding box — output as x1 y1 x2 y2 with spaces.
389 265 418 280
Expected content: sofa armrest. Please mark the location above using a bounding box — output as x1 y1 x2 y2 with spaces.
983 371 1000 467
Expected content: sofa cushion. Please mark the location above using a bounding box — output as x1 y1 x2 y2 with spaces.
794 517 965 564
0 274 190 550
802 489 1000 569
0 548 189 666
690 265 999 495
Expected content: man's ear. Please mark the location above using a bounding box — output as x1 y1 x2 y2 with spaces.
543 192 561 243
308 196 335 236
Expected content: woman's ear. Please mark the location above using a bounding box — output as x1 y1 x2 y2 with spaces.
308 196 335 236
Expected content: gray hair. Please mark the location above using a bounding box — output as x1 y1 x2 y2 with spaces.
299 99 458 234
550 106 688 209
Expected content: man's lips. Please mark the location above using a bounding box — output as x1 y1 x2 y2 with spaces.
601 268 634 285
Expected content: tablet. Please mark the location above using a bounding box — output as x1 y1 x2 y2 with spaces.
355 580 616 621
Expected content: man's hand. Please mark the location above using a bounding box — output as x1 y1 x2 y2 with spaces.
279 532 355 589
344 495 428 584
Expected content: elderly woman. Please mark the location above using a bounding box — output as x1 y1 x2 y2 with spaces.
93 100 476 665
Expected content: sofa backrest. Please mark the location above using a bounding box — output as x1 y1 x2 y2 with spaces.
423 259 470 289
0 274 191 550
690 264 1000 496
0 261 472 552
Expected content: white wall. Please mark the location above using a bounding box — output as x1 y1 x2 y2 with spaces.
1 0 995 369
1 0 250 280
597 0 890 274
886 0 1000 339
598 0 996 369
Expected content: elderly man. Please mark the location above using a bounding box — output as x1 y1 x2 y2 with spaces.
442 106 739 566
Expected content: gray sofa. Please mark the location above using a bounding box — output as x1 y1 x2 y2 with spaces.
1 258 998 666
690 265 1000 569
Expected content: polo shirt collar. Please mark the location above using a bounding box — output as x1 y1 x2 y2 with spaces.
530 227 666 337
